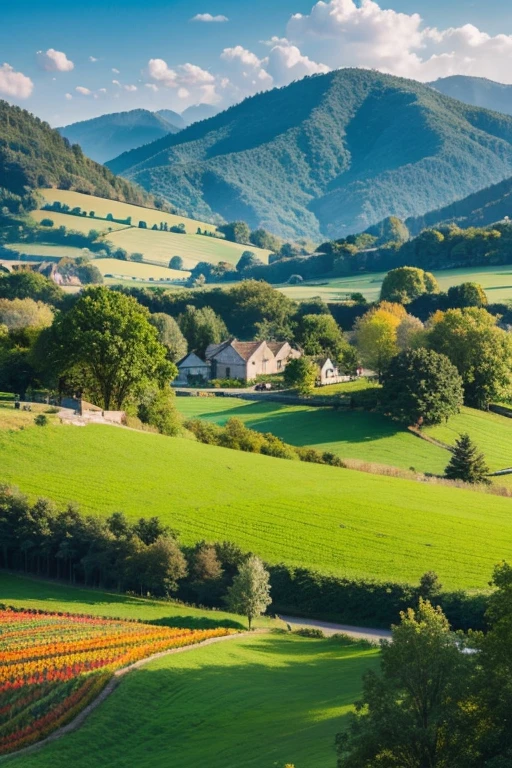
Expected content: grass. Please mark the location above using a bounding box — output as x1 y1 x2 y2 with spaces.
0 402 56 430
29 210 127 234
312 379 379 397
37 189 220 234
5 631 379 768
426 407 512 477
277 266 512 303
175 396 448 475
0 573 277 631
94 258 189 282
105 227 271 269
5 244 85 261
1 414 512 588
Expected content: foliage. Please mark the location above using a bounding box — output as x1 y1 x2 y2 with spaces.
169 255 184 270
380 266 438 303
34 414 48 427
381 348 463 426
445 433 490 484
227 555 272 630
107 69 512 241
336 599 475 768
137 385 181 436
296 314 354 368
447 282 488 308
428 307 512 408
0 608 229 755
0 298 53 330
236 250 262 273
0 272 64 307
218 221 251 244
43 286 174 409
396 314 425 350
149 312 187 363
354 306 402 378
178 305 228 358
283 357 317 395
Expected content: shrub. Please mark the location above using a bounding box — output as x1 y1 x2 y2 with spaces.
34 414 48 427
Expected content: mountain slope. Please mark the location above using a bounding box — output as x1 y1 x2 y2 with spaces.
406 174 512 234
430 76 512 117
0 100 155 210
181 103 219 126
107 69 512 240
59 109 180 164
156 109 186 129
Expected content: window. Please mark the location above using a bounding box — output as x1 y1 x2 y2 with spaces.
226 367 231 378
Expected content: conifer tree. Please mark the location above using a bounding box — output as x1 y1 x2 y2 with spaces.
445 433 490 484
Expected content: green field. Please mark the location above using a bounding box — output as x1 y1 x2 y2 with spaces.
426 408 512 476
1 414 512 588
105 227 271 269
0 573 276 630
5 243 86 260
175 396 449 475
37 189 220 234
29 210 127 234
278 266 512 303
6 628 377 768
95 258 189 282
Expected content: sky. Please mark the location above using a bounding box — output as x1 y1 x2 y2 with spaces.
1 0 512 126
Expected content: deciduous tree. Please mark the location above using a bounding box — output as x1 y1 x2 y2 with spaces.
227 555 272 630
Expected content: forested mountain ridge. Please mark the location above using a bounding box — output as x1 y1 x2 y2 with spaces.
430 76 512 117
0 100 156 212
107 69 512 240
59 109 181 164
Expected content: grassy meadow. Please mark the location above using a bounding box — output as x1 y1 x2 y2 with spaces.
175 396 449 475
94 258 189 282
1 411 512 589
5 243 86 261
29 210 127 234
278 265 512 303
6 630 378 768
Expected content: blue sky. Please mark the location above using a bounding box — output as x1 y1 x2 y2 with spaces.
1 0 511 126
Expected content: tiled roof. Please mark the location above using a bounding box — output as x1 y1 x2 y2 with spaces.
231 340 265 361
267 341 288 355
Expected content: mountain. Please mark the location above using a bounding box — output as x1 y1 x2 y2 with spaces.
0 100 155 211
107 69 512 240
156 109 186 130
405 175 512 235
59 109 181 164
181 104 219 126
430 76 512 117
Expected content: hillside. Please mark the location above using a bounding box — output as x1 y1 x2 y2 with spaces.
59 109 181 164
0 101 155 212
181 103 219 126
406 174 512 234
107 69 512 240
2 415 512 589
430 76 512 116
156 109 186 129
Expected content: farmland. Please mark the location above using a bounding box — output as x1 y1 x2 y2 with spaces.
5 244 86 261
0 414 512 589
278 265 512 303
5 629 378 768
94 258 189 282
0 607 229 755
175 396 449 475
29 211 127 235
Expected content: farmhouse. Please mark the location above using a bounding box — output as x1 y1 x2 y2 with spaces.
315 357 351 387
176 339 302 384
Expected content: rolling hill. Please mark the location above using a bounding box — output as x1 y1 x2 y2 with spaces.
156 109 186 129
1 412 512 590
181 103 219 126
107 69 512 240
430 76 512 116
0 100 155 211
59 109 181 164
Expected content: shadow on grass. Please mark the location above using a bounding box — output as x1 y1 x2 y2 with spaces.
148 615 246 631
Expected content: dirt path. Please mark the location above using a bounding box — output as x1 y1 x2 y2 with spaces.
0 631 257 763
278 615 391 642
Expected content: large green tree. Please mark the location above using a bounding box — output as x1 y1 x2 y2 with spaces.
447 282 488 309
227 280 296 340
283 356 317 395
227 555 272 630
382 348 463 426
178 305 227 358
149 312 187 362
380 266 439 304
354 306 403 379
336 599 476 768
46 286 174 409
428 307 512 409
296 314 352 365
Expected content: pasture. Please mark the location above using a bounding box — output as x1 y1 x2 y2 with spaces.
6 630 378 768
104 227 271 268
278 265 512 303
29 210 127 235
0 415 512 588
175 396 449 475
94 258 189 282
37 189 219 235
5 244 86 261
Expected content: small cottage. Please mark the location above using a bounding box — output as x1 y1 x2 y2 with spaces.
316 357 351 386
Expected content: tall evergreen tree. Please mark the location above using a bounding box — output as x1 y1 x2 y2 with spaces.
445 433 490 484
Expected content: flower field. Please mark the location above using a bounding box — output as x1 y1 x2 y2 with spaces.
0 608 231 755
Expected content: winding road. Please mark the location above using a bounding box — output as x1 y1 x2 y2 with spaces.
278 615 392 642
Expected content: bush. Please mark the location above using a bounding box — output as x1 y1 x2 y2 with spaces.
34 413 48 426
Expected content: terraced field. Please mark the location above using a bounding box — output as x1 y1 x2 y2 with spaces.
0 411 511 588
175 396 448 475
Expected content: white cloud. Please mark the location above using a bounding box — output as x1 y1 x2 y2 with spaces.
179 63 215 85
98 88 107 93
178 87 190 98
145 83 159 92
75 86 92 95
147 58 219 101
89 56 98 63
285 0 512 83
112 79 121 87
266 42 329 84
147 58 178 87
112 68 120 74
65 92 73 100
192 13 228 22
0 63 33 98
37 49 74 72
124 84 137 91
